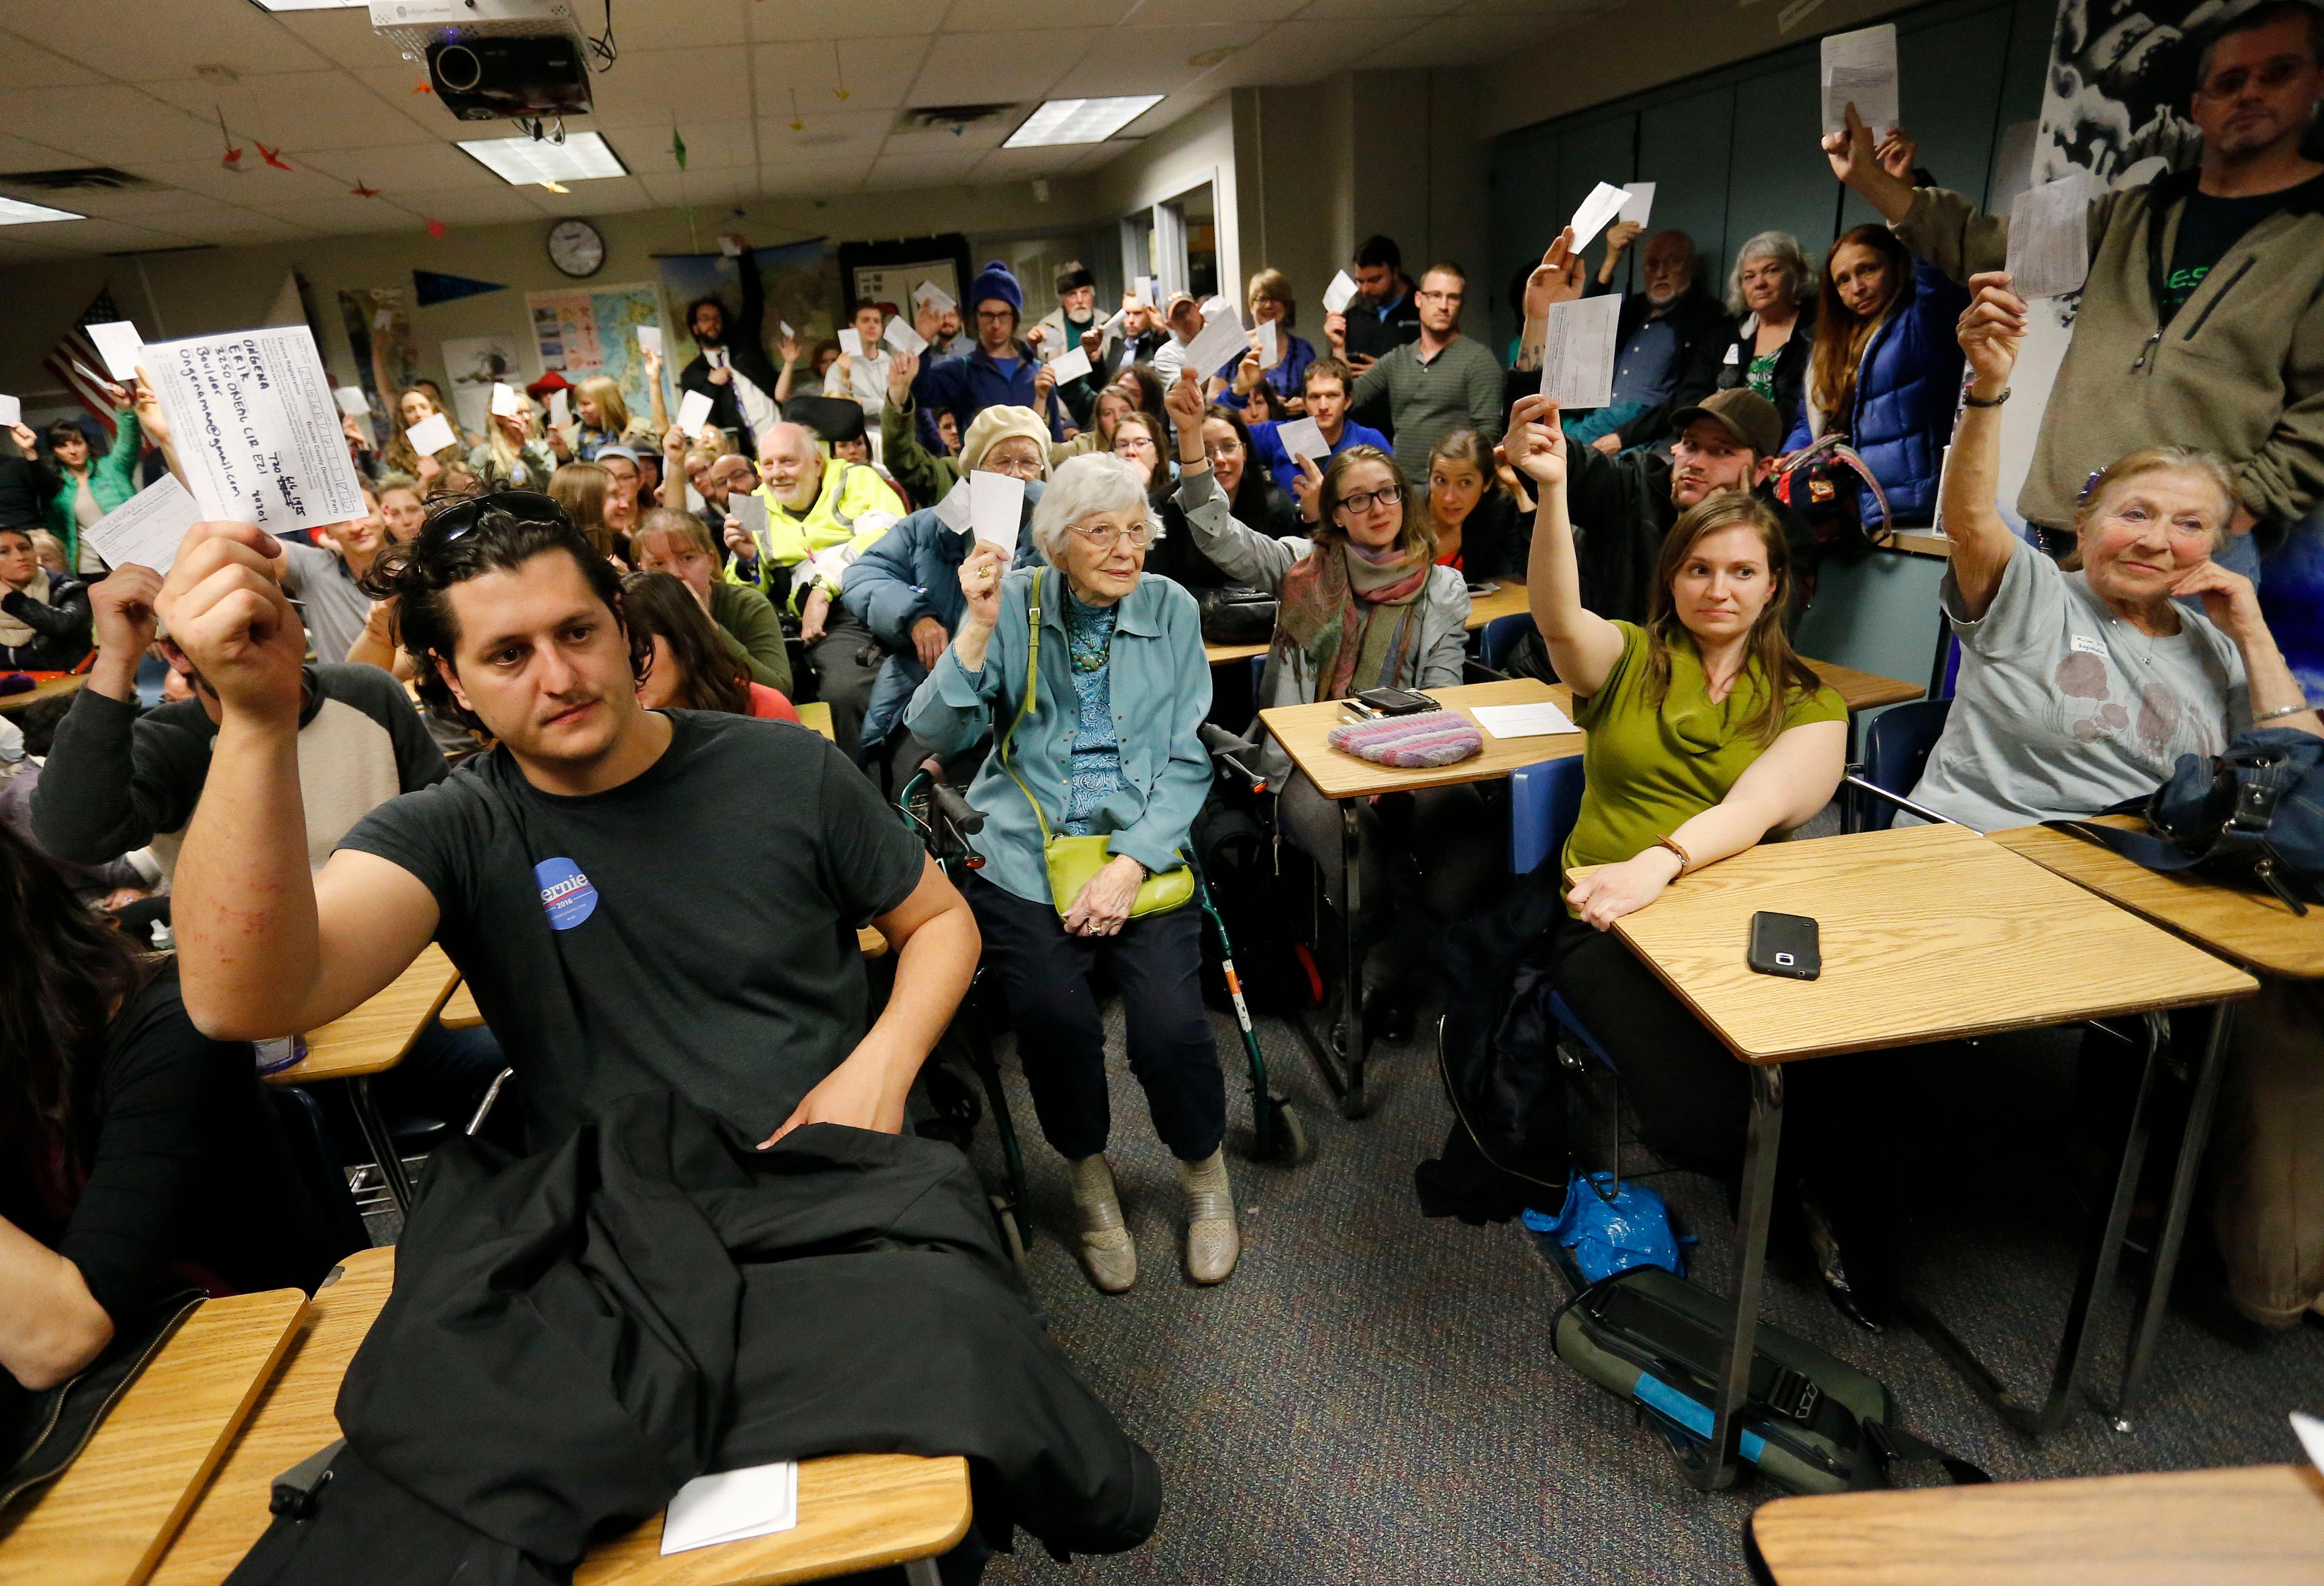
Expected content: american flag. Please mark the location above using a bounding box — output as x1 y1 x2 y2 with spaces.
41 287 128 437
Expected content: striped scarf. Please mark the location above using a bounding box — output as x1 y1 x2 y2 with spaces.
1275 538 1431 701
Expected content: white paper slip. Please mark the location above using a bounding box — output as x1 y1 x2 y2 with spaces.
404 411 458 456
1322 270 1359 315
635 325 663 358
489 382 524 420
838 327 865 358
1276 416 1328 464
729 492 770 553
911 280 956 315
1472 701 1578 739
0 395 17 428
778 320 795 341
1618 182 1656 226
373 309 394 331
88 321 146 383
1538 293 1624 410
333 385 370 418
675 389 716 435
970 470 1026 554
2294 1412 2324 1476
934 477 974 535
2006 171 2093 301
884 315 928 356
1046 345 1092 384
1821 22 1899 136
718 235 743 258
145 326 369 534
1567 181 1632 254
1180 306 1247 384
1133 275 1156 305
550 389 571 429
660 1463 798 1556
1255 320 1280 369
80 473 202 576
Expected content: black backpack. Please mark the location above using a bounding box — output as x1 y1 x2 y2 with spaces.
2046 728 2324 915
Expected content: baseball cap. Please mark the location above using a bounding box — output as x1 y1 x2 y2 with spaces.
1668 387 1783 459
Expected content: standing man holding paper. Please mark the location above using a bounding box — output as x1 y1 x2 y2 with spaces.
1031 263 1112 430
677 235 783 442
1332 263 1505 481
1327 236 1422 438
911 261 1062 452
1830 2 2324 566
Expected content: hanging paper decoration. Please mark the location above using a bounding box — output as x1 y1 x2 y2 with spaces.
788 88 804 132
256 141 294 172
671 125 688 171
425 219 448 240
351 180 380 198
217 108 244 172
412 78 433 94
413 269 504 306
832 42 849 101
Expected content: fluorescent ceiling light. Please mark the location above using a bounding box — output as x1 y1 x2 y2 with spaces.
1004 97 1163 148
0 195 85 225
245 1 369 11
458 131 628 185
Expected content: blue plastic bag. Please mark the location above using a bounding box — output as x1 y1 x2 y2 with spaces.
1521 1169 1688 1283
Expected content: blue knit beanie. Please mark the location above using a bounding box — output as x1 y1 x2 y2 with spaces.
968 258 1023 317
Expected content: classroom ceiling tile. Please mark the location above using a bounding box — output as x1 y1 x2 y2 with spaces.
529 177 657 217
909 30 1099 104
27 182 236 219
0 234 76 262
639 165 761 206
617 119 758 175
945 0 1141 28
0 86 214 168
864 150 987 191
1205 21 1414 85
1293 0 1466 16
135 208 308 246
6 1 337 80
757 154 873 196
1133 0 1311 22
17 215 206 253
754 37 928 113
128 156 340 205
0 35 107 89
880 120 1011 157
142 70 439 150
614 0 751 49
321 142 509 191
0 130 84 169
389 187 552 225
579 48 755 127
746 0 941 41
968 144 1092 183
1353 9 1552 65
346 68 472 134
268 9 423 71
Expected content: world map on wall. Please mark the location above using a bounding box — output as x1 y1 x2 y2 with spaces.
528 283 668 422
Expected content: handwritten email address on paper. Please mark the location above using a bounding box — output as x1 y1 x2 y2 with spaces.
146 325 367 535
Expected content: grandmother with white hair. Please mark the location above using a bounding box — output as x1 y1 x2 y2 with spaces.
1635 229 1819 453
904 451 1234 1297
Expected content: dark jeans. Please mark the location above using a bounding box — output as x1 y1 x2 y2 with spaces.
966 872 1226 1163
805 614 884 757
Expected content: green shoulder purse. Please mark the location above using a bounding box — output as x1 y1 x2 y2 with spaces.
996 568 1193 921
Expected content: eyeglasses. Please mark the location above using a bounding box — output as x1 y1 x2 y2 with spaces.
1204 439 1244 460
1068 521 1152 550
426 489 565 542
1114 435 1157 454
975 308 1015 323
1334 484 1403 515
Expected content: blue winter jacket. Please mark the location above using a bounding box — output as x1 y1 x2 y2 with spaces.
1784 256 1968 525
841 481 1046 752
912 344 1066 450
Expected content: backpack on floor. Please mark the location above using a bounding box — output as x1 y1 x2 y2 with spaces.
2046 728 2324 915
1552 1266 1987 1495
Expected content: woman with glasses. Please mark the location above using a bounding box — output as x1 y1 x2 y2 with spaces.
1216 268 1316 418
1113 409 1234 593
1167 373 1495 1045
904 452 1236 1295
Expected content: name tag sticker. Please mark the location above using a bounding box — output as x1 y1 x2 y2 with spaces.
2071 634 2107 656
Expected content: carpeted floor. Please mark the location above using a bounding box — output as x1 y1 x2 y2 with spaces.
966 996 2324 1585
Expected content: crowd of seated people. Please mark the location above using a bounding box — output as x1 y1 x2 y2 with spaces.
5 17 2323 1570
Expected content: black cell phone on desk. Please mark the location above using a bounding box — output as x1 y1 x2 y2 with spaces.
1747 912 1821 980
1351 686 1437 717
1465 580 1500 597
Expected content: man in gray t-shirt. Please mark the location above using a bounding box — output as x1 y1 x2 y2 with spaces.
1909 536 2248 832
278 538 372 668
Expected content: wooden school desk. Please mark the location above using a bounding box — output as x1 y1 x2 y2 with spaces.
267 943 462 1215
1567 823 2256 1486
1803 657 1922 716
1259 677 1584 1116
798 701 835 742
1203 577 1534 668
0 673 87 714
1748 1461 2324 1585
1991 814 2324 1429
1 1288 306 1586
148 1249 973 1586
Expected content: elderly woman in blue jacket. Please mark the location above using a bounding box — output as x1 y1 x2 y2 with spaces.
841 406 1051 781
905 452 1233 1296
1782 221 1967 525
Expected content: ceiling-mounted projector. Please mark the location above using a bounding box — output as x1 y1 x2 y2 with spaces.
370 1 594 122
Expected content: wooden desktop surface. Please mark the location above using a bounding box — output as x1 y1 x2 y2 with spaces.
1206 577 1532 666
1750 1461 2324 1585
1804 657 1923 714
1260 677 1582 800
2 1288 307 1586
148 1248 971 1586
440 979 483 1029
268 943 460 1085
1886 530 1952 560
1571 823 2257 1064
798 702 835 743
0 674 87 714
1991 815 2324 980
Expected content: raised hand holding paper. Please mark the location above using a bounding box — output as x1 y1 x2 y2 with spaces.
489 382 524 419
1820 22 1899 137
1618 183 1656 226
333 386 370 418
1322 271 1359 315
1538 295 1623 410
912 279 956 315
1255 320 1281 369
717 235 744 258
2006 171 2092 301
87 321 146 383
0 395 18 429
729 491 769 549
838 327 865 358
81 473 203 577
1046 345 1093 384
1568 182 1632 254
884 315 928 356
635 325 663 358
550 389 571 429
144 325 368 533
1276 416 1328 464
675 389 716 435
1180 304 1248 384
1133 275 1157 304
405 410 458 457
969 470 1026 554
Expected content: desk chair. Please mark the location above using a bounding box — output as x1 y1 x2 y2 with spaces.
1508 757 1622 1067
1843 697 1954 831
268 1086 373 1263
1477 613 1532 674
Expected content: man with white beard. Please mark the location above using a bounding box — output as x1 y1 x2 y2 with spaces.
1558 225 1737 456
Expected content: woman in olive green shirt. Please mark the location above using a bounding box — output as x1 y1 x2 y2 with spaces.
1505 393 1883 1324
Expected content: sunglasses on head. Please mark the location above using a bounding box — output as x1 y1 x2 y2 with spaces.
425 490 565 542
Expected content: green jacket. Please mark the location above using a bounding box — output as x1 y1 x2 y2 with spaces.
708 579 792 694
1896 171 2324 530
881 396 958 507
44 407 143 570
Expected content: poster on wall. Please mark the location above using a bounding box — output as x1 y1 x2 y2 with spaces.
2027 0 2323 693
655 237 833 378
837 236 971 334
441 335 527 442
336 286 418 447
528 283 666 428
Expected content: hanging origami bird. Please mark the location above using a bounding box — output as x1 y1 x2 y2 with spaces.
352 180 380 198
257 142 294 172
427 218 447 239
671 125 688 171
789 88 804 133
412 77 433 94
217 108 244 172
832 43 849 100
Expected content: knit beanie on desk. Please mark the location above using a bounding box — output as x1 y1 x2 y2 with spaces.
969 260 1024 316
